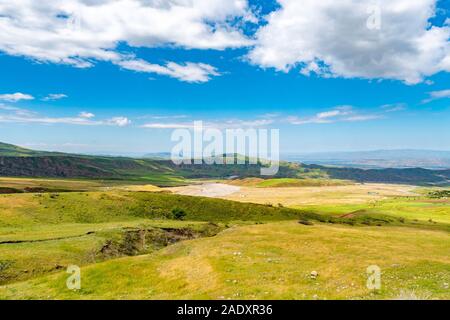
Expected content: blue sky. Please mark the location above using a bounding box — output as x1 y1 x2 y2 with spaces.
0 0 449 154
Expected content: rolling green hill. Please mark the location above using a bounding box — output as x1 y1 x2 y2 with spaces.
0 142 48 157
0 190 322 285
0 190 448 299
0 142 449 186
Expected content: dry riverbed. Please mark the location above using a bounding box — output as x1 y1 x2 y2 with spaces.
169 182 419 206
168 183 241 198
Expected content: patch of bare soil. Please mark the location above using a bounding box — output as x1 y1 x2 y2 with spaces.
168 183 241 198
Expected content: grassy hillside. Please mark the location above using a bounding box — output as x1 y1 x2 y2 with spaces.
0 190 322 285
0 178 448 299
0 218 224 285
1 221 449 300
0 191 321 228
0 142 449 186
0 155 187 186
0 142 46 157
0 177 123 194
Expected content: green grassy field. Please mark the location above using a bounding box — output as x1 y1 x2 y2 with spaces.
0 176 186 193
0 189 322 287
0 178 448 300
1 222 448 300
0 219 224 285
300 198 450 225
0 191 319 227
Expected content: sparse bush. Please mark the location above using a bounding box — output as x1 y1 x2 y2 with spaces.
172 208 187 220
428 190 450 199
316 216 328 223
0 260 14 272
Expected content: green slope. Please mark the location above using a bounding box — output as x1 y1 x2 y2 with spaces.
0 178 448 299
0 190 321 285
0 142 46 157
0 141 449 186
0 191 319 228
1 221 449 300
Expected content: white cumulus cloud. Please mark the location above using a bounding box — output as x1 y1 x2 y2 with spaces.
141 122 196 129
116 59 220 83
0 92 34 102
79 111 95 119
1 1 449 84
106 117 131 127
422 89 450 103
42 93 68 101
286 106 382 125
141 118 274 129
0 105 130 127
0 0 254 82
248 0 450 84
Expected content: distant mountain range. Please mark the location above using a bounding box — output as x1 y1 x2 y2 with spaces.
143 152 172 159
0 142 449 186
283 149 450 169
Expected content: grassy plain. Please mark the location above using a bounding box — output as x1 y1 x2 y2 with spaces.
1 221 448 300
0 177 448 300
0 189 320 286
0 177 183 193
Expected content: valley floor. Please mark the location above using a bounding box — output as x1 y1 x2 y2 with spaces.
0 178 448 300
169 182 419 206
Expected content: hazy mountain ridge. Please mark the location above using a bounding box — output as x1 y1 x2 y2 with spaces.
284 149 450 169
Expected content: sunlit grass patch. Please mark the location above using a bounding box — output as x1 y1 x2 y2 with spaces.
1 221 448 300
